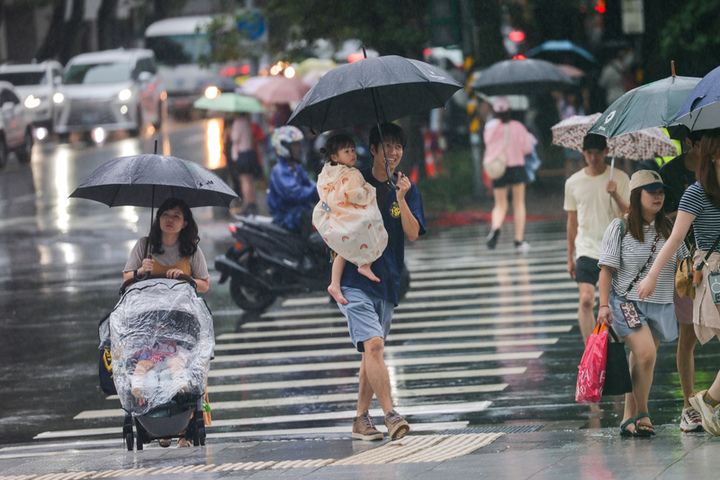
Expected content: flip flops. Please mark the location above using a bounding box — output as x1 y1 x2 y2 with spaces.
634 413 656 437
619 418 635 437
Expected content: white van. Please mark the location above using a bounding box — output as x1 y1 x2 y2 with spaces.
144 16 222 119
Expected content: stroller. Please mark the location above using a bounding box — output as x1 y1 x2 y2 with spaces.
99 275 215 451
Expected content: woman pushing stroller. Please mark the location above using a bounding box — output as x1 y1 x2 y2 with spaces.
112 198 213 448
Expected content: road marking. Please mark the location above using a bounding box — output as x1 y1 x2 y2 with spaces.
211 338 558 363
268 286 578 318
207 351 543 378
230 311 577 331
56 402 492 435
216 324 570 340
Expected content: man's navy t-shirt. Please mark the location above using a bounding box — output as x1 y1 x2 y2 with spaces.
341 168 426 305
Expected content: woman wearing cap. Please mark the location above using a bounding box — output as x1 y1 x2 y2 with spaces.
483 96 537 251
598 169 688 437
638 128 720 435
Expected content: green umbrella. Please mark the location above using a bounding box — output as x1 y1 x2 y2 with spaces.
193 92 264 113
589 71 700 138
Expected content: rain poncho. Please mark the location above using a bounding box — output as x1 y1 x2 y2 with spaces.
102 278 214 416
312 163 388 266
266 156 318 232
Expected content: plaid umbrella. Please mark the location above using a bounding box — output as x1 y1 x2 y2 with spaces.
552 113 677 160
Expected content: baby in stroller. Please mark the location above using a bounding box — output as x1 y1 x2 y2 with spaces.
130 335 191 401
103 276 215 450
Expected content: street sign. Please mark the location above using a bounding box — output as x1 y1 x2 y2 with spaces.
237 10 267 43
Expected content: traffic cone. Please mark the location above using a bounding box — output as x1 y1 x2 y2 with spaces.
423 130 437 178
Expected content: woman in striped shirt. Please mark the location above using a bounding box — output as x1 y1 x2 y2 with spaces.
638 128 720 436
598 169 688 437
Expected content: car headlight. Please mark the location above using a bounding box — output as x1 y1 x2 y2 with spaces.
24 95 41 109
52 92 65 104
118 88 132 101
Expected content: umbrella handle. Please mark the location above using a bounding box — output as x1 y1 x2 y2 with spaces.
610 157 615 181
376 122 399 190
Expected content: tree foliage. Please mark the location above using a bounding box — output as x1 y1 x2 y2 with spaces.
660 0 720 76
260 0 431 60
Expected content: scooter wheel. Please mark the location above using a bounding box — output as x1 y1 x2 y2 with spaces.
229 277 277 312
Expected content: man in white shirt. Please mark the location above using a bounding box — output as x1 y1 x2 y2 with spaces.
564 134 630 341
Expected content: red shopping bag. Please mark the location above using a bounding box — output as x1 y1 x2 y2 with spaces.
575 323 609 404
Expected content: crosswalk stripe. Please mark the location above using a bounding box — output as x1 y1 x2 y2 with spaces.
410 263 568 279
232 311 576 331
104 367 526 401
217 324 570 341
205 367 526 393
267 293 583 317
211 338 558 363
208 351 543 377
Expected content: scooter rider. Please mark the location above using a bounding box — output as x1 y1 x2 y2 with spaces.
266 126 319 236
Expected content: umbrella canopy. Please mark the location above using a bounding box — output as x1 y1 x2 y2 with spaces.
70 154 238 208
287 55 463 133
254 76 311 104
526 40 597 69
674 64 720 130
237 75 274 96
589 74 700 138
556 63 585 79
552 113 678 160
294 58 337 78
470 58 574 96
193 93 264 113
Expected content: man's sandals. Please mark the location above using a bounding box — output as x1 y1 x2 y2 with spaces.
619 413 655 437
634 413 655 437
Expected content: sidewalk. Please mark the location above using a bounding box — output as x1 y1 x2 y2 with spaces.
0 426 716 479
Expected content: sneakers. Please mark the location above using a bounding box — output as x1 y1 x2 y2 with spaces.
486 229 500 249
689 390 720 435
514 240 531 253
680 406 704 432
384 410 410 440
352 411 383 441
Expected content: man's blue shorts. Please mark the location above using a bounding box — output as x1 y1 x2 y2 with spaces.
337 286 394 352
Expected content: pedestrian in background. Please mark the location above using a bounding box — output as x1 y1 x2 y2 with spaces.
659 128 705 432
598 169 686 437
227 113 260 215
564 134 630 341
484 96 536 252
638 128 720 436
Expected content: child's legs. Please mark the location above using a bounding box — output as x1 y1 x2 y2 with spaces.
510 182 526 242
133 359 154 377
331 255 346 287
491 187 509 230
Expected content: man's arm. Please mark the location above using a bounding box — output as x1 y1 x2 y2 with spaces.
567 210 578 279
606 180 628 212
396 173 421 242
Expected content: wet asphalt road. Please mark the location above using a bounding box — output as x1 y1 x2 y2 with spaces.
1 123 719 448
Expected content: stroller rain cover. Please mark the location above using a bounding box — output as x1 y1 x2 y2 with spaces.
105 278 214 416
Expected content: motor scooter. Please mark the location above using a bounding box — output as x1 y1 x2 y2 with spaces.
214 215 409 312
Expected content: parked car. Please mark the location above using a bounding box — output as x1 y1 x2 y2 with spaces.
0 81 33 168
0 60 63 134
53 49 164 141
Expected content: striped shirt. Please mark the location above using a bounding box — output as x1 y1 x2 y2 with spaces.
678 182 720 252
599 217 688 304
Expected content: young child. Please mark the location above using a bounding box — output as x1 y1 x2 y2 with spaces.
313 134 388 304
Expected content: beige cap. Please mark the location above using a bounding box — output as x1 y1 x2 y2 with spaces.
629 169 670 191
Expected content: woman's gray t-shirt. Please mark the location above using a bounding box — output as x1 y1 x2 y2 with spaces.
123 237 209 280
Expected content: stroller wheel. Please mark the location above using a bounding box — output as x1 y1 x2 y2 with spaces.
125 432 134 451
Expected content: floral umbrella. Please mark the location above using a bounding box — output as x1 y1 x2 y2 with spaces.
552 113 677 160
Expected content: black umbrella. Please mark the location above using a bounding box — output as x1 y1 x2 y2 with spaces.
288 55 462 133
287 54 463 187
470 58 574 96
70 153 238 210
